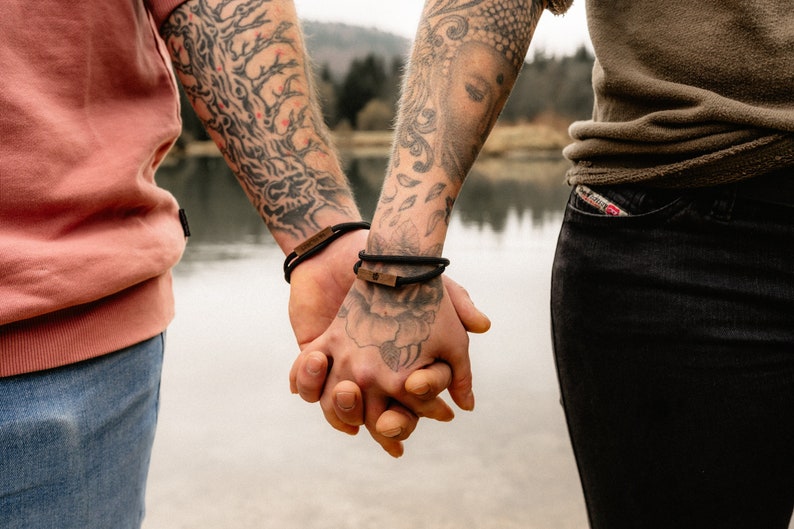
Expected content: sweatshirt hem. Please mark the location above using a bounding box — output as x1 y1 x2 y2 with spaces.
0 274 175 377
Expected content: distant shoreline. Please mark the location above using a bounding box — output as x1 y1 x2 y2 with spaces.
174 122 571 160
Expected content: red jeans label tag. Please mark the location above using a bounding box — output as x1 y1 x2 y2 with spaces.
575 185 629 216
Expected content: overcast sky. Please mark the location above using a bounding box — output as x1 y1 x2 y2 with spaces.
293 1 592 57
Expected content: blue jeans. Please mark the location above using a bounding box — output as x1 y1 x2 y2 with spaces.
551 178 794 528
0 334 164 529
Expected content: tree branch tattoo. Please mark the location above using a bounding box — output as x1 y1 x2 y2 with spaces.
161 0 355 239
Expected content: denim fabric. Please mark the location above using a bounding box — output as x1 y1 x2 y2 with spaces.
551 182 794 529
0 334 164 529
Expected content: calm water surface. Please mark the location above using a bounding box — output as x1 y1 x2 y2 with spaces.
144 153 589 529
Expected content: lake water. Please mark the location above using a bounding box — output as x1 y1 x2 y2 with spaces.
143 153 590 529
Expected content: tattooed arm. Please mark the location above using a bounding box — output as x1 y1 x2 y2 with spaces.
160 0 358 251
160 0 368 401
377 0 546 252
293 0 560 455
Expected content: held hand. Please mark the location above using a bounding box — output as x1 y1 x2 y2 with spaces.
290 351 457 439
285 228 366 437
287 229 369 352
291 275 490 456
290 275 489 400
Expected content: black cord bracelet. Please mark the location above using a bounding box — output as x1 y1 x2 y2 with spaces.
353 251 450 287
283 222 370 283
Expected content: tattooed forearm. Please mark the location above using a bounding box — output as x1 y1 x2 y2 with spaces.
381 0 543 238
161 0 356 239
398 0 541 181
377 178 453 237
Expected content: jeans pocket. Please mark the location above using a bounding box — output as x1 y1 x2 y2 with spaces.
567 184 688 222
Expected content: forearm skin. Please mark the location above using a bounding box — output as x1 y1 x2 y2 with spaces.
372 0 545 257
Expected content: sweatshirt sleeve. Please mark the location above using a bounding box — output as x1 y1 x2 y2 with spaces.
144 0 191 28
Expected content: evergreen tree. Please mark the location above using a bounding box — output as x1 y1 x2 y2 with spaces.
502 46 595 123
336 53 388 128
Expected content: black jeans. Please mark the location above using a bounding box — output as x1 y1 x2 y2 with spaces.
551 177 794 529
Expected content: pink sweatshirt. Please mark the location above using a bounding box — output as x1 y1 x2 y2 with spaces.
0 0 191 375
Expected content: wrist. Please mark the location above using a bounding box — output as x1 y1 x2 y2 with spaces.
284 222 370 283
286 227 368 287
270 205 362 255
353 251 449 287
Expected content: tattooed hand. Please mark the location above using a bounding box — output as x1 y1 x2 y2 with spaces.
341 227 446 373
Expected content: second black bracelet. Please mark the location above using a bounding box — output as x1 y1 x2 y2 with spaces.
353 251 450 287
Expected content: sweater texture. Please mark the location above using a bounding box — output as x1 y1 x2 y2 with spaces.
564 0 794 187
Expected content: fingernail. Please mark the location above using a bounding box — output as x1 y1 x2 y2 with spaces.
336 391 356 411
381 427 403 438
406 381 431 397
306 355 324 376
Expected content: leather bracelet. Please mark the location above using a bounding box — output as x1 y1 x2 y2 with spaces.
283 222 370 283
353 251 450 287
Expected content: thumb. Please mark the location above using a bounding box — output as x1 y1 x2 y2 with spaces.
289 350 329 402
444 276 491 334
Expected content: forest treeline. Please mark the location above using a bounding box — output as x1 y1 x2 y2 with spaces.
177 46 595 144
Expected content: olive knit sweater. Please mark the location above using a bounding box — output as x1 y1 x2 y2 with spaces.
563 0 794 187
